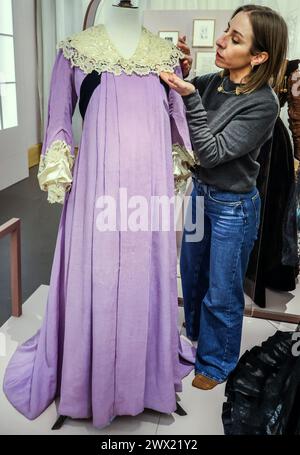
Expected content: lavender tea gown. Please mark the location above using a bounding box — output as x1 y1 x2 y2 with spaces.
3 24 196 429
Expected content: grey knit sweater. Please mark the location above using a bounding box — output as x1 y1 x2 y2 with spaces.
182 72 280 192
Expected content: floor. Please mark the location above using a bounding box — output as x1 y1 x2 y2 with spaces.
1 166 299 434
0 284 298 435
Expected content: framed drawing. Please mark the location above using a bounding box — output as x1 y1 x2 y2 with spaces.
159 31 179 46
195 51 219 76
193 19 215 48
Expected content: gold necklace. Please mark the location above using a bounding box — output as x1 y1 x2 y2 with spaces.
217 77 242 95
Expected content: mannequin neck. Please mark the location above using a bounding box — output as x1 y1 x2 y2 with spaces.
96 1 144 59
104 7 142 33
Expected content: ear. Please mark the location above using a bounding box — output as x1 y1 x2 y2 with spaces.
252 51 269 67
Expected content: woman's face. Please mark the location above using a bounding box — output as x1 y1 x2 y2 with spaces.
215 11 254 70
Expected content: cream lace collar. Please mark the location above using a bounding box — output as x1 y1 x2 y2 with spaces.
57 24 184 76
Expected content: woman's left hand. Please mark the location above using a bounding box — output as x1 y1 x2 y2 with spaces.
160 71 196 97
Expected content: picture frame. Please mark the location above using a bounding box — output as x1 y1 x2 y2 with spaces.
195 51 219 76
192 19 215 48
158 31 179 46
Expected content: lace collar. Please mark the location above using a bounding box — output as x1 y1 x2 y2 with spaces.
57 24 184 76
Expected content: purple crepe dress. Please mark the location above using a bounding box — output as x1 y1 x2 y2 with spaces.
3 25 196 429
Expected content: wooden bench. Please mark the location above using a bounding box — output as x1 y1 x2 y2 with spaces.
0 218 22 318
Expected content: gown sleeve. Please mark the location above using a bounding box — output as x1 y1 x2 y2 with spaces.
37 49 78 204
169 65 197 195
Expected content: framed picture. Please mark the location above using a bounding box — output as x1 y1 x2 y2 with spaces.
193 19 215 48
159 31 179 46
195 51 219 76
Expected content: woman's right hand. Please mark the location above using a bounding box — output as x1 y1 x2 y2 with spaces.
177 35 193 78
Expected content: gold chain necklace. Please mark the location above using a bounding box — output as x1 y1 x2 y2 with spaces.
217 77 242 96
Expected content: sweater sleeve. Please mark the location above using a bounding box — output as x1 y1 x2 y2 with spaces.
182 89 279 169
188 72 219 97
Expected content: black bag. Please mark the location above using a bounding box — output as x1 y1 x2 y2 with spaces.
222 327 300 435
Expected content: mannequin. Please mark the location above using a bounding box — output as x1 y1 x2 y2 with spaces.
96 0 145 60
15 0 193 431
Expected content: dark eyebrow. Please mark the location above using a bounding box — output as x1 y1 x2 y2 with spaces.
227 22 244 38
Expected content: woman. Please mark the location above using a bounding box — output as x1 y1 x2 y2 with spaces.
162 4 288 390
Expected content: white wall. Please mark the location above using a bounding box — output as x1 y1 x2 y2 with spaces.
0 0 40 191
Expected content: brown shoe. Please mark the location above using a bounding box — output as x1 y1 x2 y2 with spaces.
192 373 219 390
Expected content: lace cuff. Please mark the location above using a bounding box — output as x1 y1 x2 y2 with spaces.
172 144 198 195
37 139 75 204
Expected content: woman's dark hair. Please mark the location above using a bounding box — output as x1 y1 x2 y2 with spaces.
221 4 288 94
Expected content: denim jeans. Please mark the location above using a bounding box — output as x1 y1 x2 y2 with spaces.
180 178 261 382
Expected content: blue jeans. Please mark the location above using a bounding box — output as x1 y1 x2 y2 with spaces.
180 178 261 382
